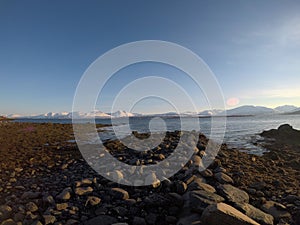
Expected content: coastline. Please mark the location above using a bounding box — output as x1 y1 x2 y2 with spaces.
0 123 299 225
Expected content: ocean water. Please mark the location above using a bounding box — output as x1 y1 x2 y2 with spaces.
15 114 300 155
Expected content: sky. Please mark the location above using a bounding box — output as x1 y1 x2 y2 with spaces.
1 0 300 115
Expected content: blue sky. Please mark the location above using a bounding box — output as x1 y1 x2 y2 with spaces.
1 0 300 115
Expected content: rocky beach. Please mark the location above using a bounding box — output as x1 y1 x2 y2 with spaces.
0 122 299 225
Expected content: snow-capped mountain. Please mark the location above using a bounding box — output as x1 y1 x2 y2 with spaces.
274 105 298 113
199 109 224 116
110 110 140 117
220 105 276 116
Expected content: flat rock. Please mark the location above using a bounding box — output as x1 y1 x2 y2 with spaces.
214 172 234 184
189 190 225 213
261 201 291 221
201 203 260 225
188 179 216 193
84 215 118 225
218 184 249 204
235 202 274 225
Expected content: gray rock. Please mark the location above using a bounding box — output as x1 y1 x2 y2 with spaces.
132 217 146 225
84 215 118 225
189 190 225 213
214 172 234 184
261 201 291 221
0 205 13 220
201 203 260 225
188 179 216 193
218 184 249 204
234 202 274 225
110 188 129 200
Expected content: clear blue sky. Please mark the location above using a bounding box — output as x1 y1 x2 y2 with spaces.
1 0 300 115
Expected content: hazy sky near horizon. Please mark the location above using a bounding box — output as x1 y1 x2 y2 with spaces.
1 1 300 115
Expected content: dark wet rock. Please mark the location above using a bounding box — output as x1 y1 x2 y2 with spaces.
0 219 17 225
218 184 249 204
175 181 188 194
201 203 260 225
110 188 129 200
177 213 202 225
84 215 118 225
261 201 291 221
26 202 38 212
132 217 147 225
145 213 158 225
189 190 225 213
168 193 184 207
234 202 274 225
43 215 57 225
21 191 41 199
56 187 72 201
214 172 234 184
0 205 13 220
188 178 216 193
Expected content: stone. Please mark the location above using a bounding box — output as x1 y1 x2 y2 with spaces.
145 213 158 225
218 184 249 204
201 203 260 225
75 186 93 196
189 190 224 213
200 169 214 178
261 201 291 221
26 202 38 212
86 196 101 206
145 172 160 188
0 205 13 220
192 155 202 167
66 219 79 225
1 219 17 225
175 181 188 194
21 191 41 199
110 188 129 200
188 179 216 193
43 215 57 225
56 187 72 200
132 217 146 225
234 202 274 225
56 203 68 211
84 215 118 225
177 213 202 225
214 172 234 184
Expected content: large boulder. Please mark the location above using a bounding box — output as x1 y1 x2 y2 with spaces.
217 184 249 204
189 190 224 213
201 203 260 225
235 202 274 225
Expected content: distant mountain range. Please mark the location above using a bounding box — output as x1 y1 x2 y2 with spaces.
4 105 300 119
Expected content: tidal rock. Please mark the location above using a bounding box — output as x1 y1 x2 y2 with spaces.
234 202 274 225
56 187 72 200
218 184 249 204
110 188 129 200
132 217 146 225
0 205 13 220
189 190 225 213
84 215 118 225
201 203 260 225
214 172 234 184
188 179 216 193
261 201 291 221
26 202 38 212
0 219 17 225
75 186 93 196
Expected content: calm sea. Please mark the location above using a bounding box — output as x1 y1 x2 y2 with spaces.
15 114 300 155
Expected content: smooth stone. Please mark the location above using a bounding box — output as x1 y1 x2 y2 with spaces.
234 202 274 225
84 215 118 225
56 203 68 211
189 190 225 213
26 202 38 212
56 187 72 200
21 191 41 199
261 201 291 221
214 172 234 184
201 203 260 225
200 169 214 178
43 215 57 225
0 205 13 220
218 184 249 204
86 196 101 206
1 219 17 225
188 179 216 193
